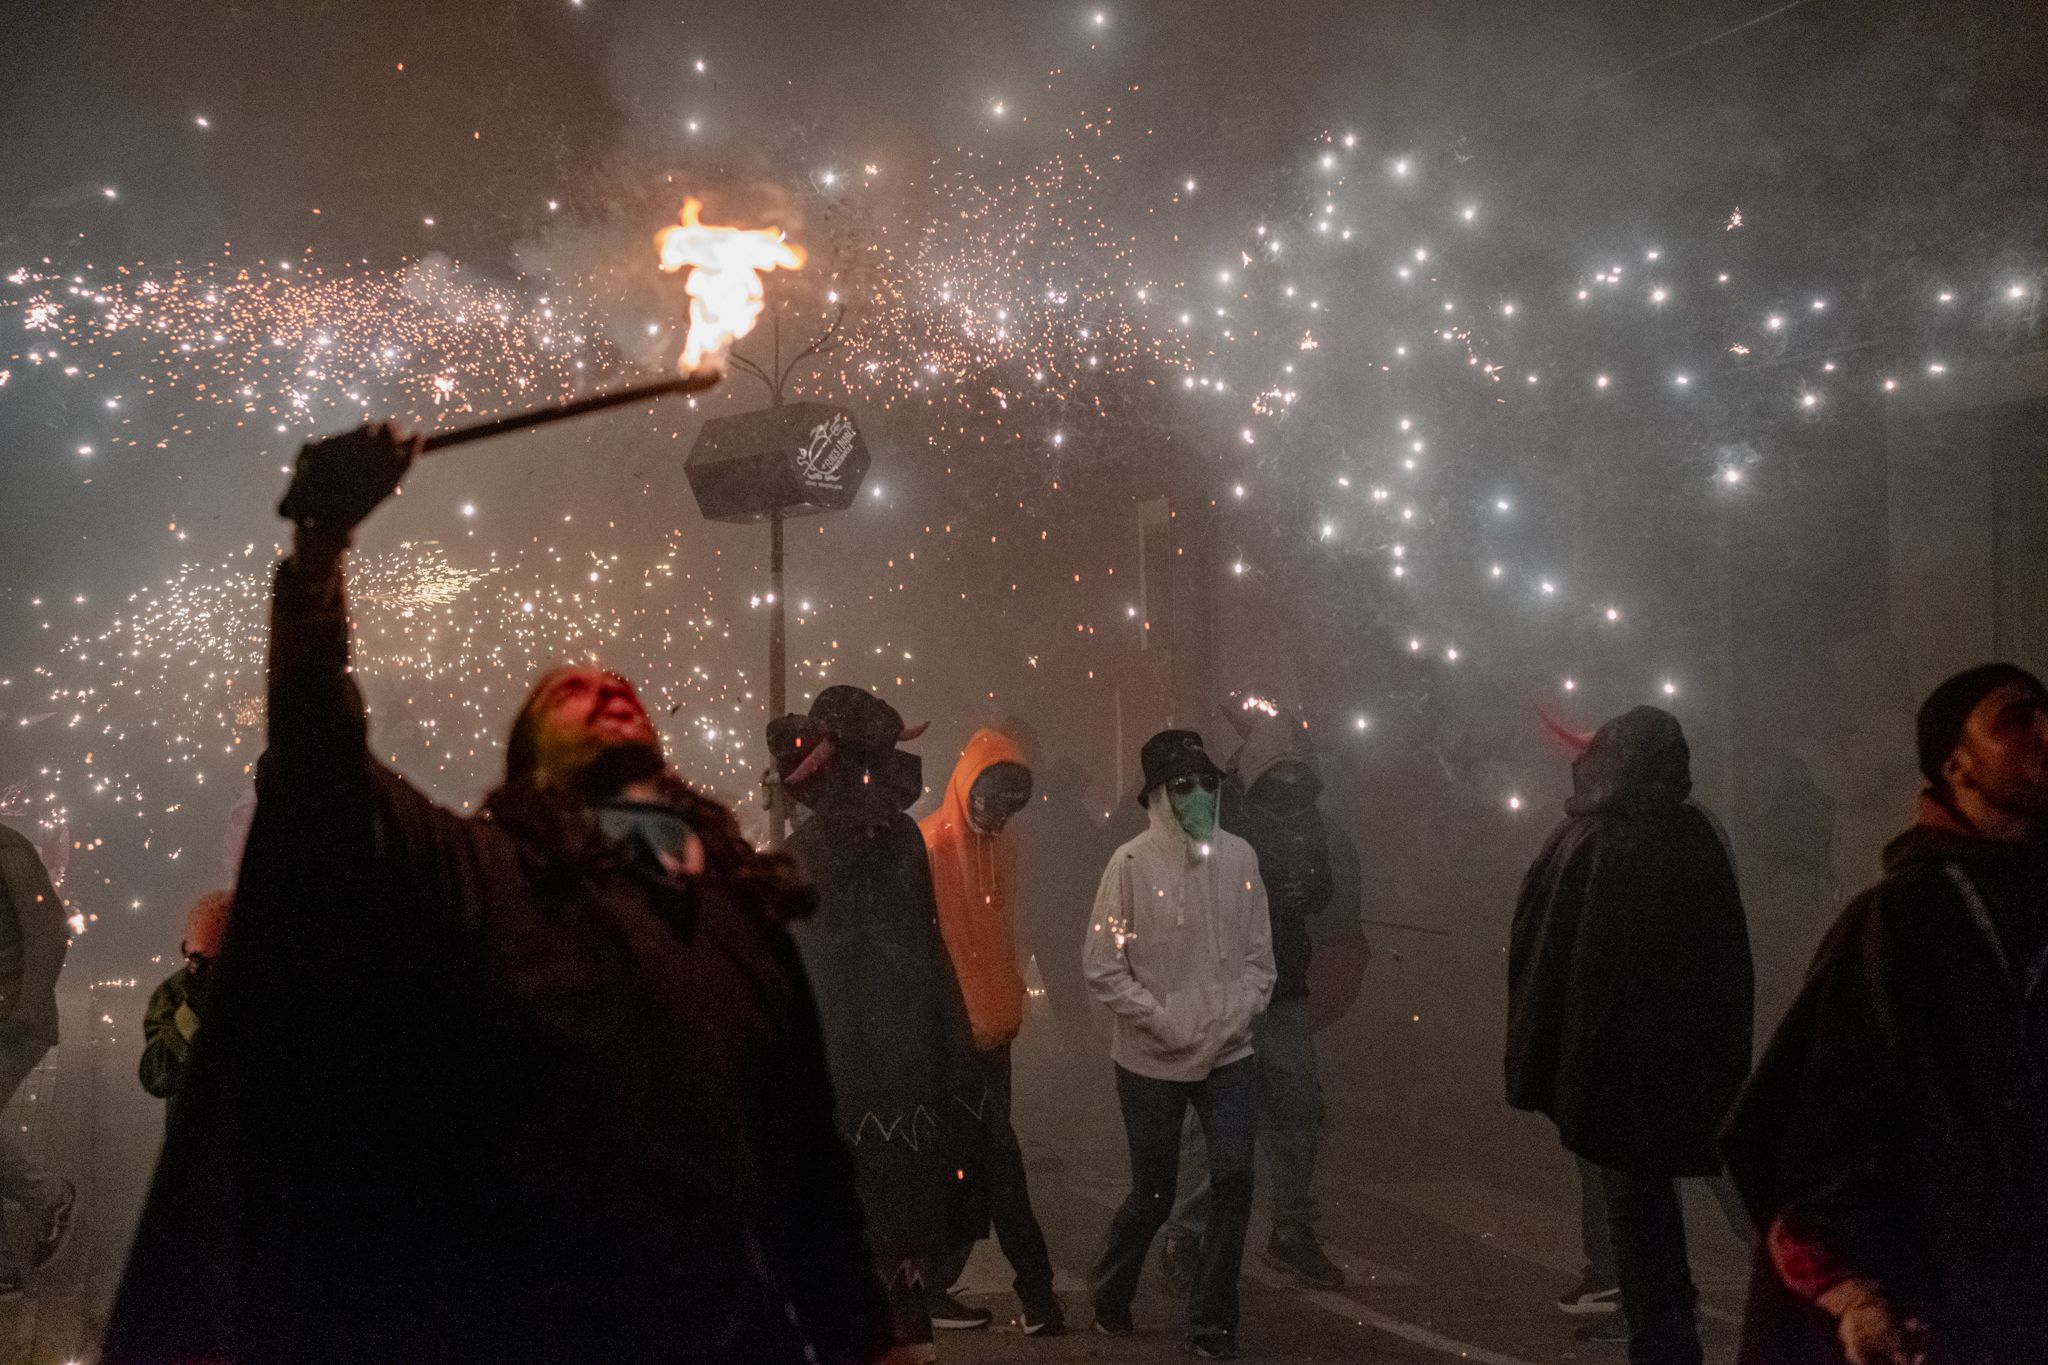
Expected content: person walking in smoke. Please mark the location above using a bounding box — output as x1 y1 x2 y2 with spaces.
104 425 914 1365
1003 719 1110 1051
1506 706 1753 1365
772 687 991 1362
1086 730 1275 1361
919 728 1065 1337
1162 701 1345 1294
0 819 78 1298
1723 664 2048 1365
139 890 232 1111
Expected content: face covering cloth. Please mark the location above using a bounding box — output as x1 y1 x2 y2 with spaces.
592 801 694 864
1169 784 1219 841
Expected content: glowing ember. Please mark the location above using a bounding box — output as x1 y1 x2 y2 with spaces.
655 198 806 373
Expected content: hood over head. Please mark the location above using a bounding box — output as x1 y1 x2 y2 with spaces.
931 729 1030 840
1565 706 1691 816
1227 707 1322 800
921 728 1031 1050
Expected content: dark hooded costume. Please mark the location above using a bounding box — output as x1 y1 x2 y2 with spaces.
1014 752 1110 1035
102 553 893 1365
770 688 989 1277
1220 707 1337 1003
1720 799 2048 1364
1505 706 1754 1176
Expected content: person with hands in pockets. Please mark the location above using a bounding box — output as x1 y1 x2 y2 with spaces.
1084 729 1275 1362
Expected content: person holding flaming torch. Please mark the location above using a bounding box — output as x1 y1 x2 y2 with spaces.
102 207 925 1365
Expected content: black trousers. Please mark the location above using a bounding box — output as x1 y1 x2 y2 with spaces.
929 1044 1056 1304
1598 1167 1703 1365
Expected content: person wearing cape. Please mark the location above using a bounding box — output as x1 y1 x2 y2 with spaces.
769 688 992 1360
102 424 911 1365
1506 706 1753 1365
1722 664 2048 1365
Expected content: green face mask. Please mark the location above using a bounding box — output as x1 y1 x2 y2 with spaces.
1168 784 1219 841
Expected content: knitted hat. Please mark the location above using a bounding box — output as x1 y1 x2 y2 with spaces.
1916 663 2048 783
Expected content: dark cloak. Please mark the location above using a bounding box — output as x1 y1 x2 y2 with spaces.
1720 815 2048 1365
785 787 991 1267
101 554 892 1365
1220 715 1336 1003
1505 706 1754 1175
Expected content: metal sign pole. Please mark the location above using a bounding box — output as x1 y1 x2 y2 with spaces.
769 506 789 846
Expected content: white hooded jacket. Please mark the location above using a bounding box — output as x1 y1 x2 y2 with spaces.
1082 790 1276 1082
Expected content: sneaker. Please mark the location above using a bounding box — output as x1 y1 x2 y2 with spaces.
1185 1330 1239 1359
1574 1316 1629 1344
1092 1303 1134 1337
1019 1292 1066 1337
1160 1233 1197 1297
1558 1268 1621 1314
927 1291 992 1330
32 1180 76 1269
1264 1230 1345 1290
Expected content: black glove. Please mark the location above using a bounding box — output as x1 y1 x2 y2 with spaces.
278 421 419 536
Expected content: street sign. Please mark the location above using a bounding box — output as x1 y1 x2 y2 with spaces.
685 402 871 523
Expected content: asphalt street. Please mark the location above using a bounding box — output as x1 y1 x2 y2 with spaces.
0 976 1755 1365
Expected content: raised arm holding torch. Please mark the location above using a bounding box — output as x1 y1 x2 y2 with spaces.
102 203 927 1365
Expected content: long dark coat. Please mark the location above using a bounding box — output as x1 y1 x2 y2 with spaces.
101 554 893 1365
786 800 990 1266
1721 815 2048 1365
1505 707 1754 1176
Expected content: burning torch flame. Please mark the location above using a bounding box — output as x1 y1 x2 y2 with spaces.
655 198 806 374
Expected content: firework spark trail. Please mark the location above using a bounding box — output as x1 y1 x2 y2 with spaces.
21 537 835 911
825 141 1184 410
3 253 627 446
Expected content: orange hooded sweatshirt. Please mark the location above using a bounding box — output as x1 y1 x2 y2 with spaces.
921 729 1029 1051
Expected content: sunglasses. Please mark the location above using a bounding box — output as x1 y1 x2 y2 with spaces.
1166 774 1221 797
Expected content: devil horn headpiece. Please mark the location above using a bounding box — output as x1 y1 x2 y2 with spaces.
1535 702 1594 756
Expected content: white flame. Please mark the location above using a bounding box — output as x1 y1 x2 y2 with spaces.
655 198 806 373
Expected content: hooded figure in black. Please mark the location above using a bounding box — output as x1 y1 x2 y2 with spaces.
770 687 989 1354
1506 706 1752 1365
1163 702 1349 1291
102 426 901 1365
1721 664 2048 1365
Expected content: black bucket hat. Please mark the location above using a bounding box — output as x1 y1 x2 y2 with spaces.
1136 729 1224 807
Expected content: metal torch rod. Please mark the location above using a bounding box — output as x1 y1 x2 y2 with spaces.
419 370 721 453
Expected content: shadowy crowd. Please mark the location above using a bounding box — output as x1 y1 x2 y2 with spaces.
0 424 2023 1364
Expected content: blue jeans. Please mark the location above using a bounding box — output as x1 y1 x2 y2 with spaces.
1090 1057 1257 1337
1170 997 1323 1241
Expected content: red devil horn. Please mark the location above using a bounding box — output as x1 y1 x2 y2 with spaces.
1534 703 1594 756
899 720 929 742
784 735 836 787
